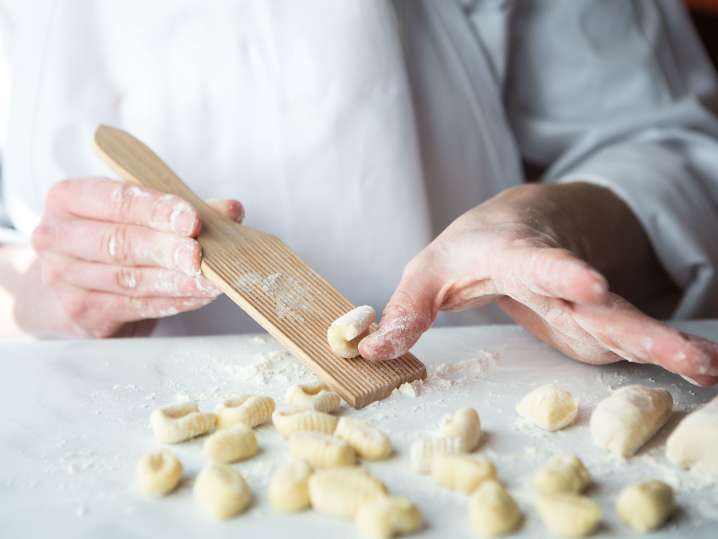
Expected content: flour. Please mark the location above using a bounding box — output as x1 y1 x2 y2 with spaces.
237 272 312 321
224 350 314 387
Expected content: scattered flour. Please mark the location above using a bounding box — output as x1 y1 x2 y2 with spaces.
224 349 314 386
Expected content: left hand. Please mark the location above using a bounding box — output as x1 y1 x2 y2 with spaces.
359 182 718 386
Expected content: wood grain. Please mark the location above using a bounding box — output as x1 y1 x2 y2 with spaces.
92 125 426 408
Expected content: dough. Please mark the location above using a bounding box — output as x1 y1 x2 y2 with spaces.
215 395 275 429
590 385 672 458
203 425 257 464
440 408 481 451
469 480 522 537
286 382 342 413
267 459 313 512
308 466 387 519
616 480 674 533
288 432 356 468
327 305 376 358
532 454 591 495
335 416 392 460
535 494 601 538
272 409 338 439
431 454 496 494
150 402 216 443
355 496 423 539
410 436 465 474
193 464 252 519
516 384 578 431
665 395 718 477
135 449 183 496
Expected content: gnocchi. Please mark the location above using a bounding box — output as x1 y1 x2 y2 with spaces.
272 409 338 439
516 384 578 431
135 449 183 496
193 464 252 519
335 416 392 460
268 459 314 512
431 454 496 494
215 395 275 429
308 466 387 519
532 454 591 495
469 480 522 537
203 424 257 464
288 432 356 468
536 494 601 538
590 385 672 458
286 382 342 413
150 402 216 443
666 395 718 477
355 496 423 539
616 480 674 533
440 408 481 451
327 305 376 358
410 436 465 474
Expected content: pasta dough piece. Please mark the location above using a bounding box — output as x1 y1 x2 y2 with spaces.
532 454 591 495
203 425 257 464
590 385 672 458
410 436 465 474
215 395 275 429
288 432 356 468
135 449 183 496
355 496 423 539
286 382 342 413
516 384 578 431
327 305 376 358
469 480 522 537
536 494 601 538
308 466 387 519
335 417 392 460
150 402 216 443
666 395 718 477
440 408 481 451
193 464 252 519
267 459 313 512
431 454 496 494
272 409 338 439
616 480 674 533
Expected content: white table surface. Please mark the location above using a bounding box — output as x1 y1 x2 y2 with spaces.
2 322 717 539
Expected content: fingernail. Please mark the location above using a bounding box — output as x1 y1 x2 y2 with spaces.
173 241 200 276
170 202 198 235
194 276 221 297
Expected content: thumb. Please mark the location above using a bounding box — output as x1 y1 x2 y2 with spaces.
359 260 440 361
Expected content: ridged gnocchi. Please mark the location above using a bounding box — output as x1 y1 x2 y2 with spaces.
272 409 338 438
431 454 496 494
203 425 257 464
440 408 481 451
215 395 275 429
150 402 216 443
268 459 314 512
355 496 423 539
288 432 356 469
410 436 465 474
135 449 183 496
286 383 342 413
327 305 376 358
193 464 252 520
335 417 392 461
308 466 387 519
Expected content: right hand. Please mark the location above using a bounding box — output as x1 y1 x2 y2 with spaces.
31 177 244 338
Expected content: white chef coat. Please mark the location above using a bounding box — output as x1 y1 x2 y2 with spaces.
0 0 717 336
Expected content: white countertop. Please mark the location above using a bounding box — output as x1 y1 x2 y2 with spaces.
2 322 717 538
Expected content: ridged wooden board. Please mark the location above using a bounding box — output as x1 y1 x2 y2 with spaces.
93 125 426 408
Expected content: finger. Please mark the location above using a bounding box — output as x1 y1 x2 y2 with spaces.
32 219 202 276
40 252 220 298
206 199 245 223
45 178 201 236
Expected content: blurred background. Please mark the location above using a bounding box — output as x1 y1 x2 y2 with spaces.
689 0 718 69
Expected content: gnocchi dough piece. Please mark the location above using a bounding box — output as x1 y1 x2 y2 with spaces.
516 384 578 431
308 466 387 519
267 459 313 512
536 494 601 538
431 454 496 494
590 385 672 458
616 480 674 533
193 464 252 519
356 496 423 539
215 395 275 429
203 425 257 464
150 402 216 443
272 409 338 439
410 436 465 474
666 395 718 477
440 408 481 451
469 480 522 537
135 449 183 496
335 416 392 460
327 305 376 358
288 432 356 468
286 382 342 413
532 454 591 495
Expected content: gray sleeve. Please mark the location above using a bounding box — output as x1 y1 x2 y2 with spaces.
505 0 718 318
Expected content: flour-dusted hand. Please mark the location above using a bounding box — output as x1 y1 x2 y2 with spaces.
30 177 245 338
360 183 718 386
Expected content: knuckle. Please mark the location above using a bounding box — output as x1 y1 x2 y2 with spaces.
111 183 141 221
45 178 75 210
61 291 90 324
31 222 52 251
102 224 132 263
115 267 140 291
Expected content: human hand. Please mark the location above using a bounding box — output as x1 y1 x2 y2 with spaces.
360 183 718 386
31 177 243 338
